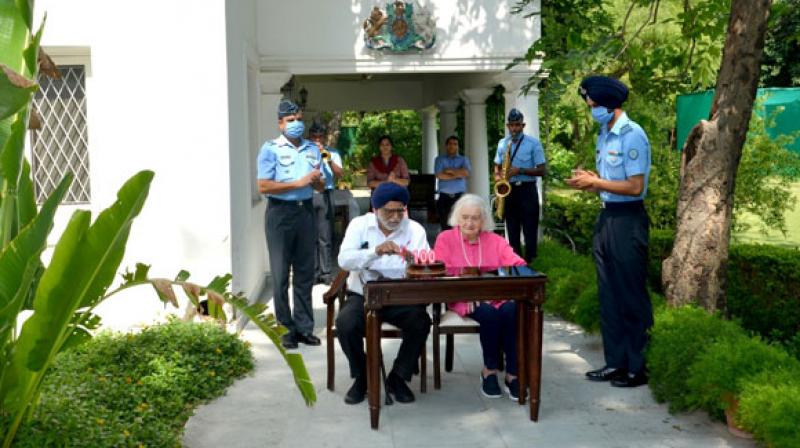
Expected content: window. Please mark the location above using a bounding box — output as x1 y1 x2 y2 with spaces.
30 65 91 204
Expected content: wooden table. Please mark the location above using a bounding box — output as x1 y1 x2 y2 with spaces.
363 272 547 429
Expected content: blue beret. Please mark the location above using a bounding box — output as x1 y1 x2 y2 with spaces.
579 76 629 109
309 120 327 135
278 99 300 118
507 108 524 123
371 183 410 210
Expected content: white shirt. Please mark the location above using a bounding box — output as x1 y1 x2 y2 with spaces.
337 213 429 295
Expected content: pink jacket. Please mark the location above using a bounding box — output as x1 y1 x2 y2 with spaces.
433 229 526 317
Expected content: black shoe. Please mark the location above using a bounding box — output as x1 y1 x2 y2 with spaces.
610 371 648 388
504 377 527 402
344 376 367 404
281 333 298 349
296 332 321 346
385 371 415 403
480 373 502 398
585 366 627 382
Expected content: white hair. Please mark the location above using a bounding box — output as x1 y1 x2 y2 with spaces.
447 194 494 232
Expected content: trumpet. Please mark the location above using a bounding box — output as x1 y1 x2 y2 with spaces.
494 138 513 220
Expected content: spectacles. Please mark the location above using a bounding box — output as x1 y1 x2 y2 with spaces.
380 208 405 216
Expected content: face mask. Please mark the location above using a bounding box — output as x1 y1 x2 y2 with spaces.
591 106 615 125
283 120 305 139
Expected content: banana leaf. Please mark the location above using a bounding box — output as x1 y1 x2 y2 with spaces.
1 170 153 415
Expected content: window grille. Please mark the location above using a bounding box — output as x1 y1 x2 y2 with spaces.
30 65 91 204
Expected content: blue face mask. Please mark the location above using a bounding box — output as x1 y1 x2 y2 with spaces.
591 106 615 125
283 120 305 139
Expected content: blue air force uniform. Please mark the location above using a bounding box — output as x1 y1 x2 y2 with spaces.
311 121 344 283
257 100 321 343
581 76 653 382
434 151 471 230
494 109 547 262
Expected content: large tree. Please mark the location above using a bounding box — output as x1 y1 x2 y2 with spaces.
662 0 773 311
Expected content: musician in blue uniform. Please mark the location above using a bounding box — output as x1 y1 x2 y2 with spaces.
257 99 324 349
567 76 653 387
309 121 343 285
493 109 546 263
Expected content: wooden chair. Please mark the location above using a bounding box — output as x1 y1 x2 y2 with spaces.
431 303 503 390
323 270 427 393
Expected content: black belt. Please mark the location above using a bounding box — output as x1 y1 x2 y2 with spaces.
439 192 464 199
601 200 644 211
512 180 537 187
268 197 312 207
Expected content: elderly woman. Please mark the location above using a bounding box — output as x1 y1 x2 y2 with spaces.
433 194 527 400
367 135 410 189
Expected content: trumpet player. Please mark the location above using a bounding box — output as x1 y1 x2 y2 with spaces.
310 121 343 285
493 108 546 263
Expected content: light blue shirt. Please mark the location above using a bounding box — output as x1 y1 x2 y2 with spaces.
493 134 546 183
257 134 321 201
595 112 651 203
321 147 343 190
434 154 471 194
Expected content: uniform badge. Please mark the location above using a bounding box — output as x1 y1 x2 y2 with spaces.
628 149 639 160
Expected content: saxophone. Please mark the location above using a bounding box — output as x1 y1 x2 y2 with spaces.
494 138 513 220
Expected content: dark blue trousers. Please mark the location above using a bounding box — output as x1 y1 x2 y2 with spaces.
505 181 539 262
266 198 316 335
470 301 518 375
592 202 653 374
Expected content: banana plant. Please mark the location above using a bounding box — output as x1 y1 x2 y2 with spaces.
0 3 315 446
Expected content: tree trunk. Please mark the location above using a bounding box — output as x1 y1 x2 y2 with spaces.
662 0 772 312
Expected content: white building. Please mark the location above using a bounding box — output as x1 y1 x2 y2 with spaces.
33 0 542 307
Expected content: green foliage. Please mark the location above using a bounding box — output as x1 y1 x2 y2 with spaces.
761 0 800 87
738 371 800 448
686 334 800 419
647 228 675 293
351 111 422 172
727 244 800 345
646 306 745 412
535 241 598 330
542 193 599 254
10 320 254 448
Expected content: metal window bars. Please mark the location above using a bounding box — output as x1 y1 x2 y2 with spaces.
30 65 91 204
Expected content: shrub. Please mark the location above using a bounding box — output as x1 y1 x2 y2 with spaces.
647 229 675 293
11 320 254 447
542 193 599 254
536 240 598 329
686 333 800 419
646 306 745 412
738 371 800 448
727 243 800 345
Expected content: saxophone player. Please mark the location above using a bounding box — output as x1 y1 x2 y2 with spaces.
310 121 343 285
493 108 547 263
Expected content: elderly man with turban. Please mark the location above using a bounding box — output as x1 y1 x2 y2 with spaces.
255 99 324 349
567 76 653 388
336 182 431 405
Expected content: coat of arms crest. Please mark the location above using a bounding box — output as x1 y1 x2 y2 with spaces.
363 1 436 52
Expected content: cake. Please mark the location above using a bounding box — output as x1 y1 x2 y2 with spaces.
405 261 447 279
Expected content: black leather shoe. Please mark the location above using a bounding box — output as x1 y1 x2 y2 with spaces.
281 333 298 349
610 371 648 388
585 366 627 382
296 332 321 346
386 371 415 403
344 376 367 404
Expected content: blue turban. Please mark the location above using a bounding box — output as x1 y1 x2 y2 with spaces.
309 120 327 135
277 99 300 118
371 182 410 210
579 76 629 109
507 108 524 123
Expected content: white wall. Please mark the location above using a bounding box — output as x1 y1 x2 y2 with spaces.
257 0 540 74
35 1 233 291
225 0 268 298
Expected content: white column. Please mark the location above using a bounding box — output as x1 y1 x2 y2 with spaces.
420 106 438 174
259 72 292 143
437 99 459 146
459 88 494 201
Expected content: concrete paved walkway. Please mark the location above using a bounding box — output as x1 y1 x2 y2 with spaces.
182 284 754 448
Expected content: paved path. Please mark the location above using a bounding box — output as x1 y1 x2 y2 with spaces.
183 284 754 448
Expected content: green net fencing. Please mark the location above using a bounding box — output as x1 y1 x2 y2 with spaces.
676 87 800 152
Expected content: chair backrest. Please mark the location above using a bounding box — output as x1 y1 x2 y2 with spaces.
408 174 436 208
323 271 349 305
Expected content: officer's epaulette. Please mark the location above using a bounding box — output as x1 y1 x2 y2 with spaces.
619 123 633 135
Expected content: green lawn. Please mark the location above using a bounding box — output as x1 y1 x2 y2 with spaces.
733 182 800 248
